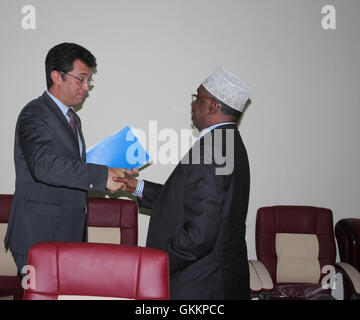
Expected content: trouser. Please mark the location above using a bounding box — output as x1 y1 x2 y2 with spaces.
11 251 28 278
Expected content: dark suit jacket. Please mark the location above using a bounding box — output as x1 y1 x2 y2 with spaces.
140 124 250 300
4 91 108 255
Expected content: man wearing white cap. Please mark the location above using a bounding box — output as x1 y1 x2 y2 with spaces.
118 67 252 299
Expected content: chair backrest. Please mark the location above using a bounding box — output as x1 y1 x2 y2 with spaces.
256 205 336 284
24 242 170 300
87 197 138 246
0 194 18 276
335 218 360 272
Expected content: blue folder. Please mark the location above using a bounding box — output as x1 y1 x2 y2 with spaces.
86 126 150 170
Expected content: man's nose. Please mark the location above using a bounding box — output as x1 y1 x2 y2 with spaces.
82 82 89 91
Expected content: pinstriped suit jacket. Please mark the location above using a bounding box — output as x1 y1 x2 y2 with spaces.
140 124 250 300
4 91 108 256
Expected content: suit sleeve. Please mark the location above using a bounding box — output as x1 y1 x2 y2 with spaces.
166 163 227 275
138 180 164 209
18 106 108 192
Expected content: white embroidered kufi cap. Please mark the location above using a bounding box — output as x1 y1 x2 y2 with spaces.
201 67 252 112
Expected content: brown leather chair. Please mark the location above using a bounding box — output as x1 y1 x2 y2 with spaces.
335 218 360 271
0 194 138 299
249 205 360 299
87 197 138 246
0 195 23 300
335 218 360 299
23 242 169 300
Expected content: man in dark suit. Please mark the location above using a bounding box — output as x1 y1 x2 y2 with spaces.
119 67 253 299
4 43 127 277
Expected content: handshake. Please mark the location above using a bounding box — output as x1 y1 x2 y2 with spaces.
106 167 139 193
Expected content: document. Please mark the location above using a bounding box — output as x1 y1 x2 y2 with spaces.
86 126 150 170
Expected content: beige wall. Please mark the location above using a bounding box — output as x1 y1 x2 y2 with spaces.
0 0 359 259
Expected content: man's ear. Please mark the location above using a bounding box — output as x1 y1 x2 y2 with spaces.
208 100 221 114
50 70 64 86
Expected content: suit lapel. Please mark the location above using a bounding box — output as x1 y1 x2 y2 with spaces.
41 92 81 156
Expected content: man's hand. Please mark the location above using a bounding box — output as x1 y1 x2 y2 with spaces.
113 167 139 193
106 168 132 193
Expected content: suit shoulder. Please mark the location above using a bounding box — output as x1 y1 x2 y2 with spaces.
24 92 50 109
207 126 240 152
20 93 52 117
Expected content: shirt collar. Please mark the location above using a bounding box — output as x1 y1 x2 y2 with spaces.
199 122 236 139
46 90 74 119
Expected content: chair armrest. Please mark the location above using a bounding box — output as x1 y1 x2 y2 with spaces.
249 260 274 292
249 261 262 294
335 262 360 296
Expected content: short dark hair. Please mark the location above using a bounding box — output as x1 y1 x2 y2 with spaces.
218 100 242 122
45 42 97 89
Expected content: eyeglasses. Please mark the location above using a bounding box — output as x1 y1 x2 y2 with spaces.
60 71 94 86
191 94 218 104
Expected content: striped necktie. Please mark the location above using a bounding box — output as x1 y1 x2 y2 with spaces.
67 108 79 143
